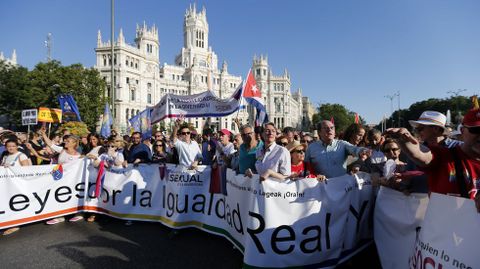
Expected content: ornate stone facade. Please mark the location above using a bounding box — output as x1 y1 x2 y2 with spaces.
95 4 314 133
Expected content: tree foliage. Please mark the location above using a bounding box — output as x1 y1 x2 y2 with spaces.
382 95 473 129
312 103 364 133
0 60 106 131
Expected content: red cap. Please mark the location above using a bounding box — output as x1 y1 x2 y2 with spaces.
219 129 231 136
462 108 480 127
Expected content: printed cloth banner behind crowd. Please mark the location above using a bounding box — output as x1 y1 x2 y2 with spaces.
151 86 243 123
409 193 480 269
0 161 374 268
128 108 152 139
58 94 82 122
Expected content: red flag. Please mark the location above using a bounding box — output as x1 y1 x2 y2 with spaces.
94 160 106 198
330 116 335 125
243 69 261 98
354 113 359 124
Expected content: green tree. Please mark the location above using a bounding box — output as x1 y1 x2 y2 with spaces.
0 61 46 128
312 103 363 133
28 61 106 130
381 95 473 129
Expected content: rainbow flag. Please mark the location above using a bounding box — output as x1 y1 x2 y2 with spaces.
51 164 63 180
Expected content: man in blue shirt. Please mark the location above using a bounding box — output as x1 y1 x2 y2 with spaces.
125 132 152 164
305 120 367 180
238 125 263 174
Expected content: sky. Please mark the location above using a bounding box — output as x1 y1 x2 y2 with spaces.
1 0 480 124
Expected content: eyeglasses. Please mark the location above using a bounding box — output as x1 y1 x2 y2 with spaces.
383 148 400 153
293 150 305 154
181 132 191 135
465 126 480 134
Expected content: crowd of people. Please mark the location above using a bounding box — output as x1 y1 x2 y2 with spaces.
1 108 479 267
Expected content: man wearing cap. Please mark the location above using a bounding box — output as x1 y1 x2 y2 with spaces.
409 110 461 148
172 119 202 169
386 108 480 212
305 120 369 180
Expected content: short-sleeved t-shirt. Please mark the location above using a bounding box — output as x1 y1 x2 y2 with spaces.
1 152 29 166
174 139 202 167
426 145 480 199
238 141 264 174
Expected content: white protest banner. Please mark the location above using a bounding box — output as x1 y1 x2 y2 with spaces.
151 86 243 123
0 161 87 227
409 193 480 269
341 172 374 260
374 186 429 269
0 162 374 268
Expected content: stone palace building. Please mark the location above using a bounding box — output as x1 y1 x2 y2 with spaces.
95 4 314 133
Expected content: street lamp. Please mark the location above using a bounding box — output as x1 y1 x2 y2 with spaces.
384 92 399 127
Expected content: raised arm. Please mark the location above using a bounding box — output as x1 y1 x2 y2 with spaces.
385 128 433 167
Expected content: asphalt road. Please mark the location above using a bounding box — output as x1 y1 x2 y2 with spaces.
0 216 381 269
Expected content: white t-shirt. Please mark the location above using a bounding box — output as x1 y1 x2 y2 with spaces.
215 142 236 166
174 139 202 167
1 152 29 166
58 151 81 164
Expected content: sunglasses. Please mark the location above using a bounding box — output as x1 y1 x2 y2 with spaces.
293 150 305 154
465 126 480 134
383 147 400 153
181 132 191 135
155 144 163 147
107 145 116 148
278 142 288 146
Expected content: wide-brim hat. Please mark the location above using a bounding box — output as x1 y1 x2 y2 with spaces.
409 111 446 130
286 141 305 152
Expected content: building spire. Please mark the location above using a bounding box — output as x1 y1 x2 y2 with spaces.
118 28 125 44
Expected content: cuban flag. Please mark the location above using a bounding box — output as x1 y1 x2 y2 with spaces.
243 69 268 126
100 103 112 138
94 160 106 198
